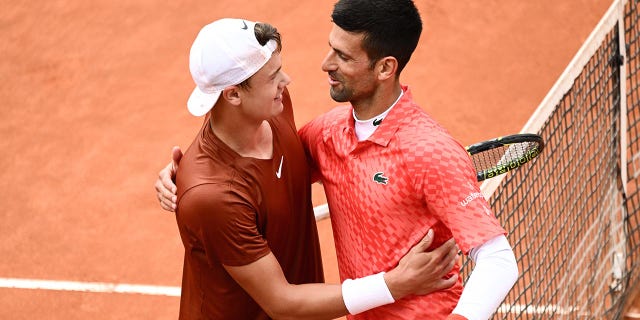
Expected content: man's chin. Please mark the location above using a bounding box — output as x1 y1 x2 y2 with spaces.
330 89 350 103
275 102 285 114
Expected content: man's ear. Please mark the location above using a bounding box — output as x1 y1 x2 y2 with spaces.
376 57 398 81
220 86 242 105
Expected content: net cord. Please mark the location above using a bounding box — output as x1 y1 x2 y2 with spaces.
480 0 629 199
611 0 630 293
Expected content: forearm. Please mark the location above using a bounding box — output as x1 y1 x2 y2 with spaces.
273 272 397 319
227 254 394 320
452 235 518 320
231 231 456 318
268 282 347 320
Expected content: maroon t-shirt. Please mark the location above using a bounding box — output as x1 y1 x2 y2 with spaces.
175 89 324 319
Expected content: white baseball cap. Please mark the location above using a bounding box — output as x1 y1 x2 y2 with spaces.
187 18 278 116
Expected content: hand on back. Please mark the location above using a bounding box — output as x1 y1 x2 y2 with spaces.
384 230 459 299
155 146 182 212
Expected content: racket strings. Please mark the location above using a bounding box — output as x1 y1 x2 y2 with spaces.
471 142 540 172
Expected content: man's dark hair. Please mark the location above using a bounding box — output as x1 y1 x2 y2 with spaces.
238 22 282 89
331 0 422 75
254 22 282 52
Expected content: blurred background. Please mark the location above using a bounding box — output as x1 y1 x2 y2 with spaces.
0 0 615 318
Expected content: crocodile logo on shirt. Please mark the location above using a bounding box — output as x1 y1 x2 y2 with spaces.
373 172 389 185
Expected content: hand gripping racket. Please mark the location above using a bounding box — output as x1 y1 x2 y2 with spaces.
466 133 544 181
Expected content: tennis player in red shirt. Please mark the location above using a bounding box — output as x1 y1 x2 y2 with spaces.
296 1 518 319
157 1 518 319
165 16 460 320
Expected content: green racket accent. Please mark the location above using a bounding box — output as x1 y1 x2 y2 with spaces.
465 134 544 181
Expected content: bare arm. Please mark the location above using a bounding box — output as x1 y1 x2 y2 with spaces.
225 252 345 320
152 147 459 293
225 230 458 320
154 147 460 315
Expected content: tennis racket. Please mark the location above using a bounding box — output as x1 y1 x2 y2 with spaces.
466 133 544 182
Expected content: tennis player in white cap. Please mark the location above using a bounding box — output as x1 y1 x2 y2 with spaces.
172 18 458 320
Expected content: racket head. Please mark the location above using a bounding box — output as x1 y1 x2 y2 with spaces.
466 133 544 181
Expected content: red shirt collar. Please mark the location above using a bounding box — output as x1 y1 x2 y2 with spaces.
337 85 416 147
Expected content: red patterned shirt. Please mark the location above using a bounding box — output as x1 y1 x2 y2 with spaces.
299 86 506 319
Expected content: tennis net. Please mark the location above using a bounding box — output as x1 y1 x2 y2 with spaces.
467 0 640 318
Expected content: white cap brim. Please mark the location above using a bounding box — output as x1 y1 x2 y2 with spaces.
187 86 221 116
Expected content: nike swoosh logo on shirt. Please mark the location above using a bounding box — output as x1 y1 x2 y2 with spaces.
276 156 284 179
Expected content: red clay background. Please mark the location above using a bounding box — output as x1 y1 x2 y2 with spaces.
0 0 625 319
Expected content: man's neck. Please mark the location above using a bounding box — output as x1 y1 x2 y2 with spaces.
352 83 403 120
209 112 273 159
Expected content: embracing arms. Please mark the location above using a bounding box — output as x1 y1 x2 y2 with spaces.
155 147 460 319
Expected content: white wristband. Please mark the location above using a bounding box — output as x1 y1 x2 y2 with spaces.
341 272 395 315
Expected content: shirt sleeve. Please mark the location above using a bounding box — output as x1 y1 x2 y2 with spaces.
176 184 271 267
417 133 506 254
452 235 518 320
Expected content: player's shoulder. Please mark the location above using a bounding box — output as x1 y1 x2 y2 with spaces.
394 115 469 168
176 146 242 202
395 110 452 150
177 166 230 207
312 104 351 126
177 166 257 221
176 182 258 233
300 104 351 139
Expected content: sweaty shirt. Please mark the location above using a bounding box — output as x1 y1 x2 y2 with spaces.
175 89 324 319
299 86 506 319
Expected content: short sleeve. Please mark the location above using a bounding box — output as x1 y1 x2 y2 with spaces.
176 184 271 267
415 134 506 254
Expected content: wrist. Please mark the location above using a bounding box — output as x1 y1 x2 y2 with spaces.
342 272 395 314
382 269 408 300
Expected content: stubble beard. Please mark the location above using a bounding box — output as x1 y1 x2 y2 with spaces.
329 86 352 103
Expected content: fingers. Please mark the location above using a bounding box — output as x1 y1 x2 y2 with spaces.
411 229 434 253
153 146 183 213
430 237 456 260
440 238 457 253
442 249 458 276
442 238 458 263
433 238 458 272
154 146 182 212
155 162 178 212
160 163 178 194
155 178 176 212
171 146 183 168
159 196 177 211
434 273 458 291
409 236 457 280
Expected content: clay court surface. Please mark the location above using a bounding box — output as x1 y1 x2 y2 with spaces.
1 0 631 319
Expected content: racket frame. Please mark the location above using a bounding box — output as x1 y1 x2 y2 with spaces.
466 133 544 181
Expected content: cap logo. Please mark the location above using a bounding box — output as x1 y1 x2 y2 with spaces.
187 19 272 117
